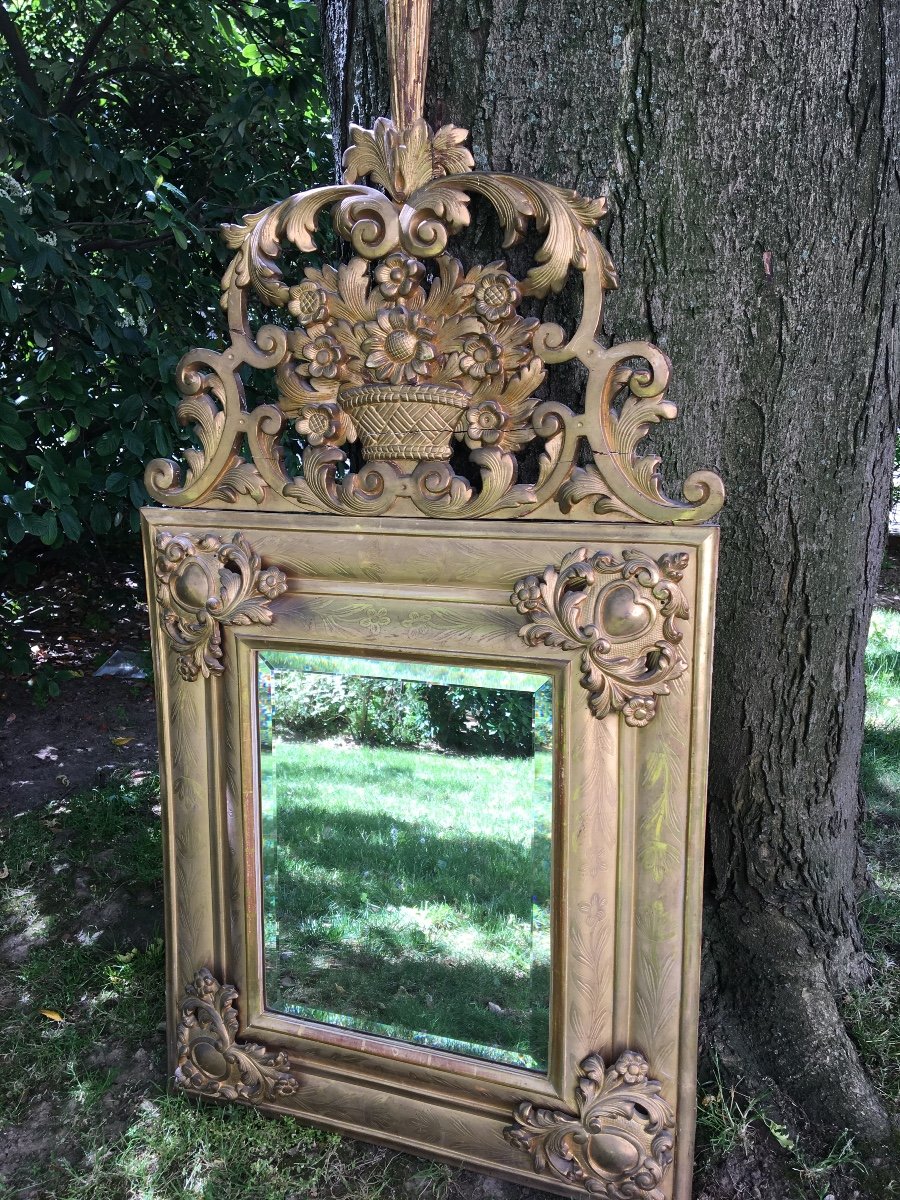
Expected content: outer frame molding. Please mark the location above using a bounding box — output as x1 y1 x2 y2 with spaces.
142 507 718 1200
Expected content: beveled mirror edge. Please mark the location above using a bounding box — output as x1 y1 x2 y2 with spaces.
237 631 571 1108
141 506 719 1200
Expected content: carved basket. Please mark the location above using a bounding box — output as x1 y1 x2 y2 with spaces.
340 384 469 462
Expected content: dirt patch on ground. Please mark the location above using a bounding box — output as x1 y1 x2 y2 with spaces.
0 549 158 816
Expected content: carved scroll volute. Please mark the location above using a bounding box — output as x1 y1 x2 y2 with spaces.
154 530 287 681
511 548 690 726
505 1052 675 1197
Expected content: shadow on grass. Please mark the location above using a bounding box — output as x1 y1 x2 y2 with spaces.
269 927 551 1067
265 788 552 1066
270 801 551 913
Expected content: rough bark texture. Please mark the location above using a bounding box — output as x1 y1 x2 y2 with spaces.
317 0 900 1147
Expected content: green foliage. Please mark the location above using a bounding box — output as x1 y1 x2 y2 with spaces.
0 0 331 552
271 671 541 756
273 673 435 749
847 607 900 1123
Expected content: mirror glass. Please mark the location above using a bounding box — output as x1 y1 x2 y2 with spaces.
258 650 554 1071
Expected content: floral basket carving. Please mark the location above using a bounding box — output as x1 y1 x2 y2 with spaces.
279 252 543 464
339 385 469 462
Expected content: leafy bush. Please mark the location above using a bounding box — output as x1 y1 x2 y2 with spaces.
272 672 540 757
273 673 434 749
0 0 331 553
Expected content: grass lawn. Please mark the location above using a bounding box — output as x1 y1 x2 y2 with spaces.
845 608 900 1115
262 738 553 1070
0 609 897 1198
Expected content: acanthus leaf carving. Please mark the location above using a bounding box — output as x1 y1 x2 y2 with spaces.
154 530 287 681
146 99 724 526
504 1051 675 1198
175 968 299 1102
511 548 690 725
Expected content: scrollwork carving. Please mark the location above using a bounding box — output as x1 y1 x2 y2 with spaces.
505 1051 675 1198
175 968 299 1101
144 14 724 525
511 548 690 725
154 530 287 681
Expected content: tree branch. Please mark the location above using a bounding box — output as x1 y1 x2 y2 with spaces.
59 0 138 117
0 2 46 114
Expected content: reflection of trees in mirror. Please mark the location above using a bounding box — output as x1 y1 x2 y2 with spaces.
262 740 552 1070
271 671 551 757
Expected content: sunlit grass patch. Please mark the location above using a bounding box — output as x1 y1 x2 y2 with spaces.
263 739 552 1068
60 1096 450 1200
0 779 166 1138
847 606 900 1116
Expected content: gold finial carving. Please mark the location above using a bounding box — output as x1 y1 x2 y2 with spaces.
144 0 723 526
386 0 431 128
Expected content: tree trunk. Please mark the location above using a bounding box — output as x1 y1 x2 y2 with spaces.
317 0 900 1146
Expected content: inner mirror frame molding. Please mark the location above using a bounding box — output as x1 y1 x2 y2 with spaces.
140 2 723 1195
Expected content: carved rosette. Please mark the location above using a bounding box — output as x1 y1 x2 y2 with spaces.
511 548 690 726
175 968 299 1101
154 530 287 681
505 1052 675 1197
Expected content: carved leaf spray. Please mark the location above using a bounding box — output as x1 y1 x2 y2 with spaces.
505 1052 675 1198
511 549 690 727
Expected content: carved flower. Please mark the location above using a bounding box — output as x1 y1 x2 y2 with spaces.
459 332 503 380
464 398 506 445
359 606 390 634
375 252 425 299
299 333 345 380
612 1052 649 1085
257 566 288 600
362 306 436 384
511 575 542 614
177 657 199 683
473 268 521 323
288 281 328 324
295 401 342 447
622 696 657 727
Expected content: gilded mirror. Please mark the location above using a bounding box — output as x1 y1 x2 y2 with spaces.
141 0 723 1194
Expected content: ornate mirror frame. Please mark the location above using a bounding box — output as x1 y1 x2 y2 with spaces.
141 3 723 1195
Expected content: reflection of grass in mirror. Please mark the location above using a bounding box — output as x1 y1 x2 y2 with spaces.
263 739 552 1071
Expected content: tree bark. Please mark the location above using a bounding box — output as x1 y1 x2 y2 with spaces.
317 0 900 1145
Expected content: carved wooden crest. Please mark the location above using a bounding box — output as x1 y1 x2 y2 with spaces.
142 9 723 527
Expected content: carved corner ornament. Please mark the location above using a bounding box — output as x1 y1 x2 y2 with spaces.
505 1052 675 1198
175 968 299 1102
511 548 690 726
154 530 287 681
